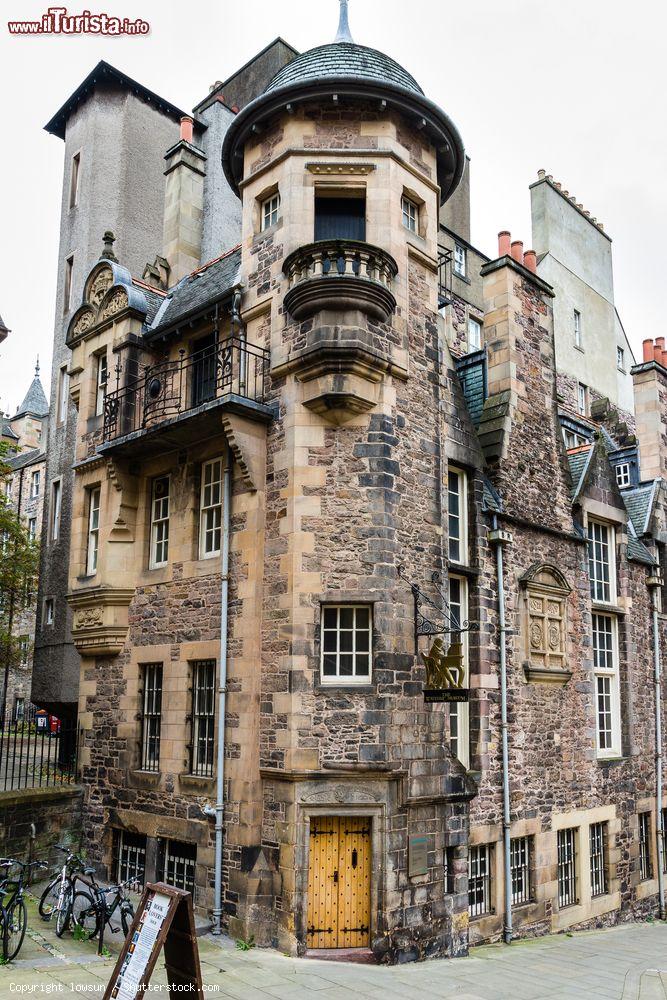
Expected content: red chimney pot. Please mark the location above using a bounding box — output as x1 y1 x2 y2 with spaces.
180 116 194 143
523 250 537 273
498 231 511 257
643 339 655 363
654 337 665 364
510 240 524 264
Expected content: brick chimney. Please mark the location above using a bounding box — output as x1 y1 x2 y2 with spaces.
162 116 206 284
478 238 572 531
633 339 667 481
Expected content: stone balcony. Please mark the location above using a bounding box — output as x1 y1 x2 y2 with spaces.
283 240 398 324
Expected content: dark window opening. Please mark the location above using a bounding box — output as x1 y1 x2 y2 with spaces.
158 838 196 895
315 195 366 242
191 333 217 408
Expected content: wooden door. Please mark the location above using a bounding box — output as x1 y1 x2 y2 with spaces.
307 816 371 950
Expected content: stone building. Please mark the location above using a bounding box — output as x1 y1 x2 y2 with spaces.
33 1 666 963
1 363 49 719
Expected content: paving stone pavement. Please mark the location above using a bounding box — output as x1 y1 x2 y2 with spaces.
0 896 665 999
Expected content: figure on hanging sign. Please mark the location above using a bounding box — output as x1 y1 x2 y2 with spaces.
421 637 469 703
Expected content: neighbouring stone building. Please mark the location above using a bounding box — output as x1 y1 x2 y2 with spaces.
31 1 666 962
1 362 49 720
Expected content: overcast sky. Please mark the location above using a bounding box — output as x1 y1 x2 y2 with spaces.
1 0 665 413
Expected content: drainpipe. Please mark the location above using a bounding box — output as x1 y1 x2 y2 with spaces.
210 458 232 934
649 574 665 919
489 515 513 943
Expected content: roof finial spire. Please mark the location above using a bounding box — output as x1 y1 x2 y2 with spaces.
35 356 40 377
334 0 353 43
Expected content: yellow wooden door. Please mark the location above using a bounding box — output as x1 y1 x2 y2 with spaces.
307 817 371 949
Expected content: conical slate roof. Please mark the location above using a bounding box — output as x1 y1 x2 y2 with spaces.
265 42 424 98
16 369 49 418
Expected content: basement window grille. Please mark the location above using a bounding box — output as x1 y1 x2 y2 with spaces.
140 663 162 772
160 839 196 895
510 836 532 906
589 822 609 898
639 812 653 881
557 828 577 908
468 844 492 918
190 660 215 777
116 831 146 886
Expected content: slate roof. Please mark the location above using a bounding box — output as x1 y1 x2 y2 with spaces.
1 417 19 441
454 350 486 428
265 42 424 96
146 248 241 339
627 535 656 566
0 314 8 333
567 446 594 501
7 448 45 471
482 477 503 513
16 374 49 418
621 481 657 538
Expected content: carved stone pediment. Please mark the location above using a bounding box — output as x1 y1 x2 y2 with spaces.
67 260 150 345
299 783 383 804
520 564 572 684
68 586 134 657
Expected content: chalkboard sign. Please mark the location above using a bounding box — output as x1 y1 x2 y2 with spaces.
103 883 204 1000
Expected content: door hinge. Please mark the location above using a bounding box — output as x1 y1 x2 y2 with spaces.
343 828 370 837
307 925 333 935
341 926 369 934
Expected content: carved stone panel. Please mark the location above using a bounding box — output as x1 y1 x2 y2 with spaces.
520 564 572 684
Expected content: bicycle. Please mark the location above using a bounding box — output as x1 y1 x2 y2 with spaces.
38 844 86 938
71 875 138 942
0 858 47 961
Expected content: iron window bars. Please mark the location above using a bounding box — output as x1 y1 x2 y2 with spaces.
116 831 146 886
557 828 577 908
140 663 162 772
639 812 653 881
589 822 609 898
510 836 532 906
468 844 493 917
190 660 215 777
161 839 196 895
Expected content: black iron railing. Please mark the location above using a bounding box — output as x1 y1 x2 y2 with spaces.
0 711 78 792
103 336 270 443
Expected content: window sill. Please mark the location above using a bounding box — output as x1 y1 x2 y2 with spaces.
454 272 471 285
179 773 215 792
447 561 480 579
591 602 626 615
469 911 494 922
129 769 161 789
315 682 375 694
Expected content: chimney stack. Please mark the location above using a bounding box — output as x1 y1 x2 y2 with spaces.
510 240 524 264
162 119 207 284
633 338 667 481
523 250 537 273
498 231 511 257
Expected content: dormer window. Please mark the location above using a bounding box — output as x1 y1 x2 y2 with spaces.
261 192 280 231
615 463 631 489
95 353 108 417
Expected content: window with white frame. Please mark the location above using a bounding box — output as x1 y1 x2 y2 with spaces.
448 574 469 768
592 614 621 757
639 812 653 881
468 844 492 917
150 476 170 568
140 663 162 771
199 459 222 559
615 463 631 488
14 697 25 721
454 243 467 277
589 822 609 897
261 192 280 231
95 353 108 417
86 486 101 576
18 636 29 666
563 429 589 449
557 828 577 907
320 605 371 684
50 480 62 542
401 195 418 233
190 660 215 777
4 478 12 501
587 520 615 604
28 518 37 541
30 470 40 498
116 830 146 887
573 309 582 348
577 382 589 416
510 836 532 906
467 317 482 352
448 468 467 564
44 598 54 626
617 346 625 371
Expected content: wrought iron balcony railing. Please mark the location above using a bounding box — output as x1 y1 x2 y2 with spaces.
103 335 269 444
283 239 398 323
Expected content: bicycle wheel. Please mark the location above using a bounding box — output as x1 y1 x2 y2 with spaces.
121 901 134 938
55 884 73 937
39 876 63 920
71 891 100 940
4 896 27 961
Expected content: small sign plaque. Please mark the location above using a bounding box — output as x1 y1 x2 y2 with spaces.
408 835 429 877
424 687 470 704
